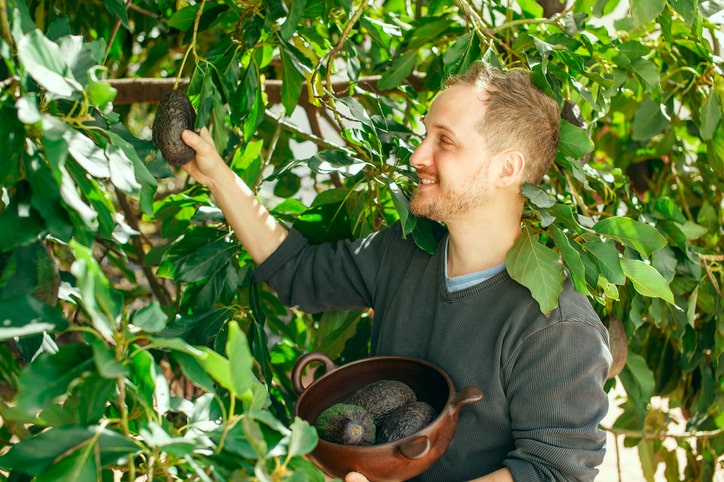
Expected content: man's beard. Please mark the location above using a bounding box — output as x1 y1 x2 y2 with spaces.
409 167 490 222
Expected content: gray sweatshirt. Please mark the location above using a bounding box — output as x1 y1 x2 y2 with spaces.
253 222 611 481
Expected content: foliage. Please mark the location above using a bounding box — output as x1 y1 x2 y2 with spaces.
0 0 723 480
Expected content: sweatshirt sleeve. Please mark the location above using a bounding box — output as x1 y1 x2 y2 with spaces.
502 319 611 482
252 228 389 313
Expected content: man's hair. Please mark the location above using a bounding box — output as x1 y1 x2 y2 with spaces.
444 62 560 185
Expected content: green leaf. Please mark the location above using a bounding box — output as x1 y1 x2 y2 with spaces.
168 4 201 30
15 344 94 415
174 238 238 283
89 336 128 379
336 96 374 128
35 439 98 482
66 129 110 178
195 346 233 391
387 180 416 236
708 121 724 175
550 226 588 294
287 417 318 457
86 67 117 107
631 58 661 94
104 130 158 215
592 216 666 257
669 0 697 25
281 0 307 40
0 426 139 475
0 296 68 340
70 241 122 339
107 144 141 195
582 239 625 285
171 351 217 393
700 88 722 141
314 310 364 359
280 47 305 115
27 154 74 242
523 183 556 208
227 321 254 399
632 98 668 141
378 51 417 90
558 119 594 160
17 30 82 98
630 0 666 26
131 302 169 334
620 258 675 304
103 0 129 29
41 373 116 427
619 352 655 419
506 227 565 315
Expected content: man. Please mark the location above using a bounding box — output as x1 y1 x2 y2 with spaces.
181 61 611 481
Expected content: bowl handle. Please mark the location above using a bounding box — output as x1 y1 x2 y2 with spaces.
397 435 431 460
448 385 484 416
291 352 338 395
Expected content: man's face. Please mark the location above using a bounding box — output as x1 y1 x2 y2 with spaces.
409 83 494 223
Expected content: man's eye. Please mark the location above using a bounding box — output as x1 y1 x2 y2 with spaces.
440 137 453 146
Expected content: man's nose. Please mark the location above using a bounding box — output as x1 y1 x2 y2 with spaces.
410 138 431 169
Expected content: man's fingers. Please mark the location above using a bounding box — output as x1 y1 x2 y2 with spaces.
181 129 201 150
344 472 369 482
199 126 213 143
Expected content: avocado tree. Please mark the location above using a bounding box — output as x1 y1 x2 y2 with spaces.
0 0 722 480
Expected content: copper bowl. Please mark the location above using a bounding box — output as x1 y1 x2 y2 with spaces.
292 352 483 482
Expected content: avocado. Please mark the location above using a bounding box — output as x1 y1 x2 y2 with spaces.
152 89 197 166
315 403 376 445
376 401 437 444
344 379 416 424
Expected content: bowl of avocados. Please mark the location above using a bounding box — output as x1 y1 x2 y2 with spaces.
292 352 483 482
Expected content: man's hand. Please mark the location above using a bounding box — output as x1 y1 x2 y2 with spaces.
345 472 370 482
343 467 513 482
181 127 227 188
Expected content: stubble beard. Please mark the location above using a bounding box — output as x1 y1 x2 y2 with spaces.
409 167 490 222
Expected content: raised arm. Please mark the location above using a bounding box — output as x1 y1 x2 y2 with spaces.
181 128 288 264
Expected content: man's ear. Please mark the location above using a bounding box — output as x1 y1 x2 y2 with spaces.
494 150 525 188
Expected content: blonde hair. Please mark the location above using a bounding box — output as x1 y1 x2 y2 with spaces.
444 62 560 185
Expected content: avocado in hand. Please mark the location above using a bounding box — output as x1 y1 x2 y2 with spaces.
152 89 197 166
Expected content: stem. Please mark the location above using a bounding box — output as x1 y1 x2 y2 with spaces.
216 398 236 454
105 0 133 60
115 191 173 305
0 0 16 54
177 0 207 88
263 109 344 152
603 425 724 441
254 110 285 192
312 0 370 101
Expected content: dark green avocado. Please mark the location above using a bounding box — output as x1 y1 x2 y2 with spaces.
315 403 376 445
152 89 197 166
344 379 416 424
376 401 437 444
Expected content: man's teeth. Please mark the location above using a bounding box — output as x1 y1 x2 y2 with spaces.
419 178 435 185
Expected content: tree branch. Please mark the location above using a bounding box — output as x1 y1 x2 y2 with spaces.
106 72 427 105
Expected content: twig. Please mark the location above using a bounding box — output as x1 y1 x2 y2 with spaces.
263 109 346 152
106 0 134 60
311 0 370 100
603 425 724 441
177 0 207 88
0 0 15 54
